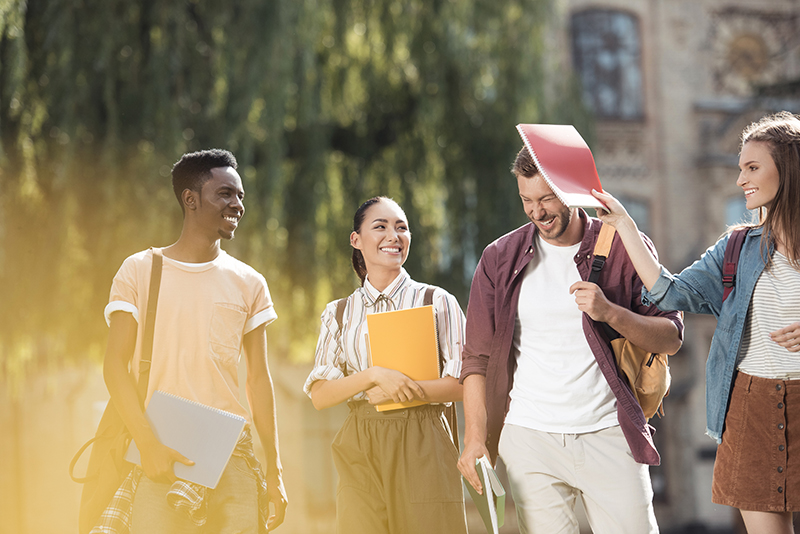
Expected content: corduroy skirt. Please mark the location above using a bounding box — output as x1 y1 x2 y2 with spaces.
712 371 800 511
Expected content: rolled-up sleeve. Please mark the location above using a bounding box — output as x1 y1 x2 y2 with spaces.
303 302 346 397
641 266 676 306
244 274 278 333
104 301 139 325
105 257 140 325
433 290 466 379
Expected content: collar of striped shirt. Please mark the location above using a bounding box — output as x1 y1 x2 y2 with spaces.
362 268 411 307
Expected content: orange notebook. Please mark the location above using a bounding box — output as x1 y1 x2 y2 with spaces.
366 305 440 412
516 123 605 209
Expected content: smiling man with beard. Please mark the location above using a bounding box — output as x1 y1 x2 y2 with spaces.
457 146 684 534
96 149 287 534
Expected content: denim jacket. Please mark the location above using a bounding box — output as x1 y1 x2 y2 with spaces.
641 226 772 442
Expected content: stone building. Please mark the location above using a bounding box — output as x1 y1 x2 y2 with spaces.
546 0 800 531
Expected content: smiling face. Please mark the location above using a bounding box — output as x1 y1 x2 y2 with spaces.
737 141 780 211
191 166 245 240
350 199 410 277
517 173 583 246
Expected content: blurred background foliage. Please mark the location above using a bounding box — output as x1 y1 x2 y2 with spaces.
0 0 591 391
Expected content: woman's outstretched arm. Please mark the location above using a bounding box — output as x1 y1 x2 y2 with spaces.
592 189 663 291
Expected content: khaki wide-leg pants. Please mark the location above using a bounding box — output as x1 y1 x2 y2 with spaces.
332 401 467 534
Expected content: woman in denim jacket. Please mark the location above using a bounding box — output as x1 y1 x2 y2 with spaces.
594 111 800 533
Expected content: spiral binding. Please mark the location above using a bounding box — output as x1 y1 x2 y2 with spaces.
515 125 570 208
152 390 246 422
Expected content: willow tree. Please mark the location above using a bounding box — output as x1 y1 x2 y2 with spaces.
0 0 589 389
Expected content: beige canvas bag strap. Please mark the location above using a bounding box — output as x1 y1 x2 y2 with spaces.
593 223 616 259
588 223 615 285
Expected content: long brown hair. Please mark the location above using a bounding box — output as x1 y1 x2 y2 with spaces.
740 111 800 268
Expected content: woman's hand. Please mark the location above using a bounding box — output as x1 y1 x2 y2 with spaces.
591 189 637 234
369 367 425 403
771 322 800 353
365 386 392 405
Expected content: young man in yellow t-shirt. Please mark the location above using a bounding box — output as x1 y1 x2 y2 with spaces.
101 149 287 533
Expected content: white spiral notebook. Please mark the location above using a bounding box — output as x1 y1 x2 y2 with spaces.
124 390 247 489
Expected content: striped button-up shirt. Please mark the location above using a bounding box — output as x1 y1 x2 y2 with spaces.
304 269 465 400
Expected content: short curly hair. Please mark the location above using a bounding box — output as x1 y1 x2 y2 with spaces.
171 149 238 212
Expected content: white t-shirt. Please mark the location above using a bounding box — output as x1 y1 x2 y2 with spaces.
104 249 277 423
505 235 618 433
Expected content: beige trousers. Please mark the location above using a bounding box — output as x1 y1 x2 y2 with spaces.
499 423 658 534
331 401 467 534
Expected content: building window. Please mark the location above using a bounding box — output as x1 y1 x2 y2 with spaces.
571 9 644 120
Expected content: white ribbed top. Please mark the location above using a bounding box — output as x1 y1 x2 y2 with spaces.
737 251 800 379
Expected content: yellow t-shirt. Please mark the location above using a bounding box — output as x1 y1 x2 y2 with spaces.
104 249 277 423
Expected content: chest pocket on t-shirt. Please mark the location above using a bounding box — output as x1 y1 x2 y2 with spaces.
209 303 247 365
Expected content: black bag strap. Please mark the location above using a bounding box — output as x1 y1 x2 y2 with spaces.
137 248 163 403
68 435 103 483
722 228 749 304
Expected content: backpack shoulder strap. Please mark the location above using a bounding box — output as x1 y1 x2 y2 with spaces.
423 286 436 307
334 297 350 377
421 286 442 371
334 297 348 332
588 224 616 284
587 225 621 341
422 284 460 451
722 228 749 303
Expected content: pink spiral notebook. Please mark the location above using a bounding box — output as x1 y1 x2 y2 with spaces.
516 123 605 209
